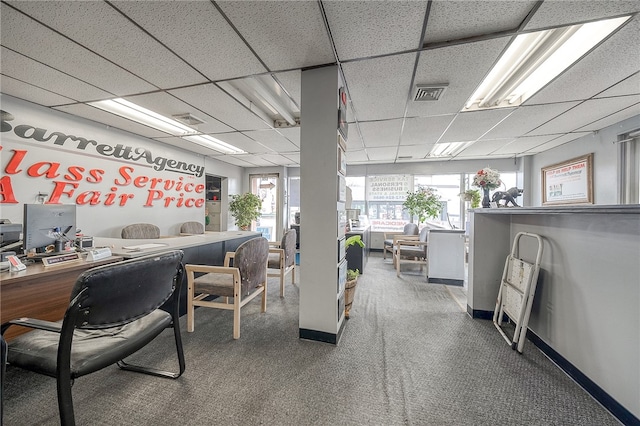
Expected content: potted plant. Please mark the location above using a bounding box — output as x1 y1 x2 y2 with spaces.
229 192 262 230
402 186 443 225
345 234 365 273
461 189 481 209
344 268 360 319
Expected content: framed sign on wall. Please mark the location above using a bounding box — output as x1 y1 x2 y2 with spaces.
541 153 594 205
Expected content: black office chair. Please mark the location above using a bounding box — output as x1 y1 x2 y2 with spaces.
1 250 185 426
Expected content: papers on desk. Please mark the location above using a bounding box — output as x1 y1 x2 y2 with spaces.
122 243 168 251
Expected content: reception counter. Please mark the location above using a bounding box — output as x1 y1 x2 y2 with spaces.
468 205 639 423
1 231 260 340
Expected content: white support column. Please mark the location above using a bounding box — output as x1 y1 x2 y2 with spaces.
299 65 345 343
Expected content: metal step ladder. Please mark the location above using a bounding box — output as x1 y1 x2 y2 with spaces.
493 232 543 353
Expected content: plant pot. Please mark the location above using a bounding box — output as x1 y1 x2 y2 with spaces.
344 278 358 319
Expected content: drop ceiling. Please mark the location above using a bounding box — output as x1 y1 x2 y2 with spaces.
1 0 639 168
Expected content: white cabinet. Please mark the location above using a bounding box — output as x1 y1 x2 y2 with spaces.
427 229 466 285
205 201 221 232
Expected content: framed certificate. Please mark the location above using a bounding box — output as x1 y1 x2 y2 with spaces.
542 154 593 205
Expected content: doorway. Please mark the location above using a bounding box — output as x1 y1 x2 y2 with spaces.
250 174 279 242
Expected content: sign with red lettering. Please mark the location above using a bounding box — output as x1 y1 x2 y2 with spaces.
542 153 593 205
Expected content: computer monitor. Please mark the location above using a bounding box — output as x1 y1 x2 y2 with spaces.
23 204 76 253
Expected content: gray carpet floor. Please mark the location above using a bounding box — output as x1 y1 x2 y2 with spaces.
3 253 621 425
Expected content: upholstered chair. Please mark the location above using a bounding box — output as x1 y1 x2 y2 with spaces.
394 226 429 279
267 229 297 297
121 223 160 239
383 223 419 260
180 221 205 235
185 237 269 339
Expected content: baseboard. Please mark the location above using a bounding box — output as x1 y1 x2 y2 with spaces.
466 305 493 319
299 322 345 345
428 277 464 286
526 330 639 426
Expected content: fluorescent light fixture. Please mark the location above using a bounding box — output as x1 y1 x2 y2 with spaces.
428 141 473 157
220 75 299 128
464 15 631 111
89 98 246 154
183 134 245 154
89 98 195 135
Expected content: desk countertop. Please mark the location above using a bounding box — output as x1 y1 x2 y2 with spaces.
94 230 260 257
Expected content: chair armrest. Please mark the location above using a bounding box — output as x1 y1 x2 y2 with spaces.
5 318 62 333
394 239 428 247
224 252 236 267
269 247 284 255
185 264 238 275
393 235 418 244
268 242 281 248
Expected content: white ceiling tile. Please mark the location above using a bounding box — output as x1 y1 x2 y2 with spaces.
595 72 640 98
345 150 370 165
276 127 300 147
397 144 431 160
1 3 156 96
492 135 558 155
524 1 640 31
53 104 170 138
111 1 266 81
457 139 515 157
216 1 334 70
212 132 270 154
8 0 206 88
342 53 416 121
123 92 233 134
366 147 401 162
440 109 514 143
324 1 428 60
526 132 593 154
1 48 112 102
358 119 404 148
273 70 301 110
401 115 456 146
152 136 216 157
529 96 640 135
169 84 271 131
527 17 640 105
242 129 298 153
409 37 510 117
259 153 297 167
0 76 75 106
280 152 300 166
482 102 580 140
230 154 276 167
576 102 640 132
206 154 257 168
425 1 536 44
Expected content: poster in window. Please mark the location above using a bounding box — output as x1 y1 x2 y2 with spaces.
541 153 593 205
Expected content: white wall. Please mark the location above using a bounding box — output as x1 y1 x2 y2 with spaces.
0 95 244 238
530 114 640 206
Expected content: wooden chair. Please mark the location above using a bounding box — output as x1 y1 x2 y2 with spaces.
180 221 205 235
185 237 269 339
383 223 419 260
268 229 297 297
394 227 429 279
121 223 160 239
1 251 186 425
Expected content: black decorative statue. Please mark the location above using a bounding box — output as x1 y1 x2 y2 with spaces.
491 187 523 207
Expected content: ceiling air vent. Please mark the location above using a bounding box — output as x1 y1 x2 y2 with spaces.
172 113 205 126
414 84 448 101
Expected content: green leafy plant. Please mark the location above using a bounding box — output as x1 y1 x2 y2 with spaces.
229 193 262 230
345 235 364 248
402 187 443 224
461 189 481 209
347 269 360 281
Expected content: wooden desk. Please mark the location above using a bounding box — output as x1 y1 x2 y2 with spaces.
1 231 260 341
1 256 123 341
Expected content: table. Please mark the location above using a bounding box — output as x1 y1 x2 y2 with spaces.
1 231 260 341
